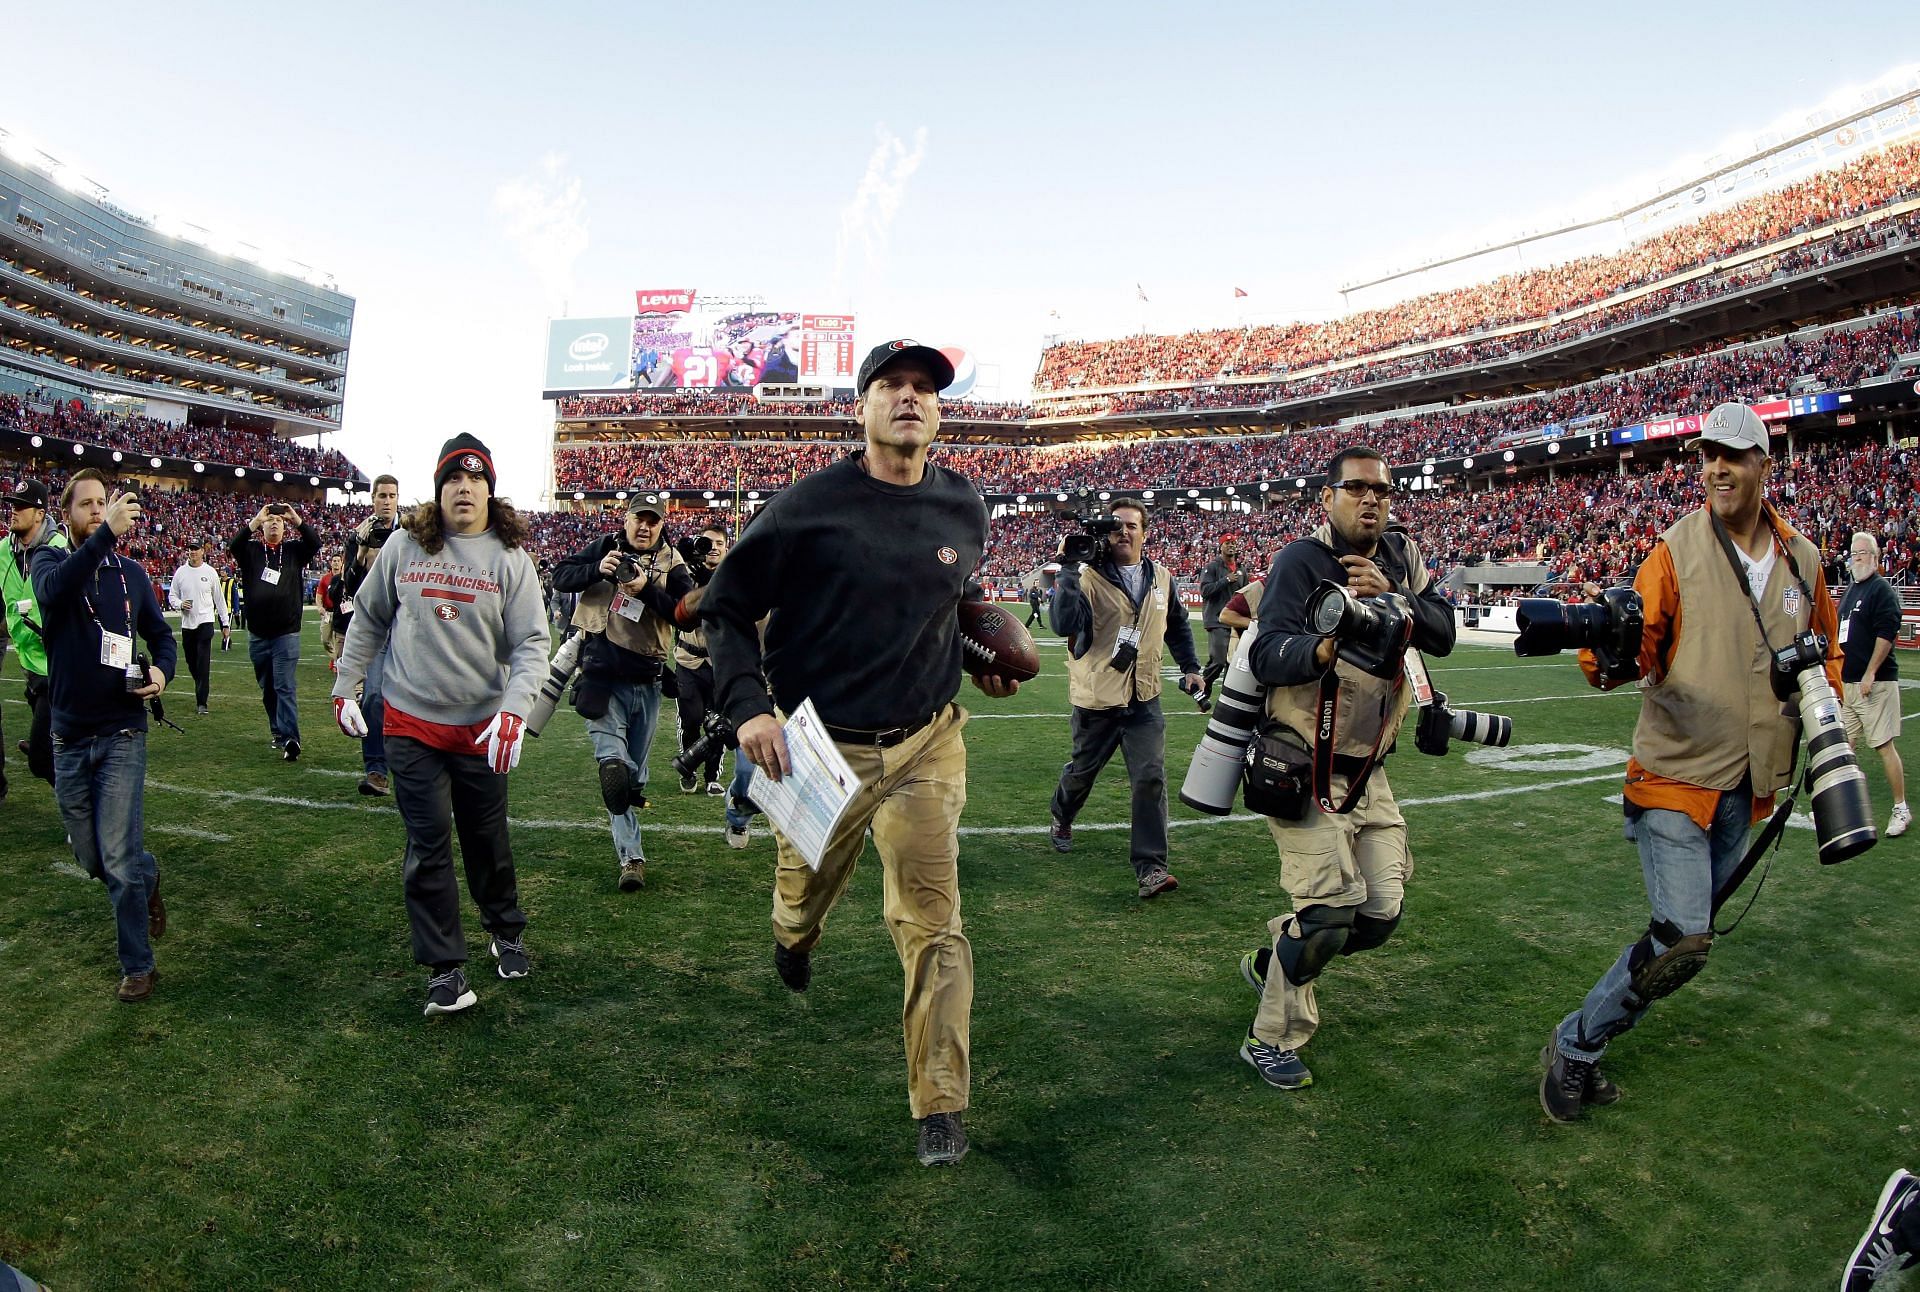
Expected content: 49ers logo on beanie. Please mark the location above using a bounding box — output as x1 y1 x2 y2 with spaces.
435 433 497 495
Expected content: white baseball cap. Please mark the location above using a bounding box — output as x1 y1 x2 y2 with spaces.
1684 402 1769 456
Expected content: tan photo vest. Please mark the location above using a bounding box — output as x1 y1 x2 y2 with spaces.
571 543 687 661
1065 563 1176 710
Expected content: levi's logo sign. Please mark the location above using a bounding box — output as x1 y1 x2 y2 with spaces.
635 289 696 313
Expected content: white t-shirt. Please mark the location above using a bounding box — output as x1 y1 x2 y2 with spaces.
170 563 229 630
1735 538 1778 611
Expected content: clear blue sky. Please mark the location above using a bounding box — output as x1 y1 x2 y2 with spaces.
3 1 1913 502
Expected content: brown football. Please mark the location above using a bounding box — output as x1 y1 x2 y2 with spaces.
957 599 1041 683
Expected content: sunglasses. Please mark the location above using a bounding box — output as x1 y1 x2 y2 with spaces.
1330 480 1394 501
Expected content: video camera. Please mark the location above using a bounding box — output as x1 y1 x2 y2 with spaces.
672 710 736 781
362 517 396 551
1514 588 1644 681
1060 515 1122 567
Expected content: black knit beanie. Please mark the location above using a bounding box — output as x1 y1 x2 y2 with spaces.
434 433 496 495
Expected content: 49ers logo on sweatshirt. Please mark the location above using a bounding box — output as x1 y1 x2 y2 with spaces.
936 547 957 564
434 602 461 622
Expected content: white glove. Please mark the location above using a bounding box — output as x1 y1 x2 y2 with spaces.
474 710 527 775
335 695 368 738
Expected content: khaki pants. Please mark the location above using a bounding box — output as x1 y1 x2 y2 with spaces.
1841 679 1900 752
1252 771 1410 1052
771 704 972 1118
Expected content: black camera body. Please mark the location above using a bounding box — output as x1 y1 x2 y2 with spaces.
124 649 152 694
672 709 736 780
1061 515 1122 567
1414 688 1512 755
1769 630 1828 703
363 518 395 550
1514 587 1644 681
612 552 641 585
1304 580 1413 681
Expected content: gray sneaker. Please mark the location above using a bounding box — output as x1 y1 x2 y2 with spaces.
490 934 530 979
1137 865 1179 899
424 968 476 1016
916 1112 969 1166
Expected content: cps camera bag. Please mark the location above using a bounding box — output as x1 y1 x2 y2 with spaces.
1243 723 1312 821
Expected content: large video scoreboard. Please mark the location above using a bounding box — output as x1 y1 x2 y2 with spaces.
544 290 856 396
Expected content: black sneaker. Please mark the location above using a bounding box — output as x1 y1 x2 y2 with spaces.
679 771 699 794
705 780 725 796
1540 1045 1598 1123
915 1112 969 1167
773 941 811 992
282 738 301 763
1049 818 1072 853
1538 1044 1619 1106
424 968 476 1016
1239 1033 1312 1089
1845 1168 1920 1290
490 934 530 980
599 759 632 814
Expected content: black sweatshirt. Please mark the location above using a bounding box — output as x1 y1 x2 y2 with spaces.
227 521 320 639
1249 528 1455 689
33 521 177 739
704 452 987 731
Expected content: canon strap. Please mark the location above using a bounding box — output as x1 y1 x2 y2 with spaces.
1310 666 1395 815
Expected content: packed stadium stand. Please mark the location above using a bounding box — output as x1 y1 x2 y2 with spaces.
0 133 364 491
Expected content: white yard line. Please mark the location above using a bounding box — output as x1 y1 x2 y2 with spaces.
151 824 233 843
51 860 90 881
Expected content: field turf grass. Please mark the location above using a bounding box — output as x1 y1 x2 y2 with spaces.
1 613 1916 1290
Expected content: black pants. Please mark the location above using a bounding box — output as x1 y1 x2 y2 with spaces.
182 624 214 707
1050 699 1169 879
675 660 721 781
1026 601 1042 626
388 735 526 969
23 672 53 784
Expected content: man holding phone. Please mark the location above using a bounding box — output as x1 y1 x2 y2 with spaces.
229 501 319 761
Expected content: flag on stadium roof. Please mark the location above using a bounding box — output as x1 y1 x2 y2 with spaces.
1233 287 1249 298
1136 283 1149 303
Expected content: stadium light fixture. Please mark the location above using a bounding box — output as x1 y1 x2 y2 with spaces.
28 435 41 447
1502 451 1515 462
235 467 246 477
273 472 284 482
112 451 123 462
1463 457 1475 469
72 443 84 456
193 462 204 472
1548 442 1562 455
309 477 320 487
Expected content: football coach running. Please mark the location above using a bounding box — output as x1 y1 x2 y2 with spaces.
1235 445 1454 1092
1539 403 1846 1121
703 339 1019 1168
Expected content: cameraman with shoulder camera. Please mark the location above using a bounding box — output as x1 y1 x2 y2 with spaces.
672 522 731 795
32 469 176 1003
4 479 67 790
552 491 694 893
1047 499 1203 898
1540 403 1843 1122
1199 538 1246 689
1236 446 1454 1092
228 500 319 762
340 474 401 795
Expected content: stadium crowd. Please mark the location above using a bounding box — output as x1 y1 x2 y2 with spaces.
0 393 361 479
556 391 1031 423
1035 140 1920 391
551 308 1920 494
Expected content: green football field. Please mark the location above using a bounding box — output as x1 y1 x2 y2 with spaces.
2 613 1916 1290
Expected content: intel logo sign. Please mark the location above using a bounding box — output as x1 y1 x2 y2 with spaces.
568 333 610 362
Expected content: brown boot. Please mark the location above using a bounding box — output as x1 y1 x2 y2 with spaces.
118 969 158 1003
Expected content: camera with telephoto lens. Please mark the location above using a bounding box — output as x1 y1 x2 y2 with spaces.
525 631 585 737
1179 631 1266 814
1514 588 1644 680
1060 515 1122 567
1769 630 1876 864
1415 688 1512 755
676 533 714 566
672 709 736 780
1303 580 1414 680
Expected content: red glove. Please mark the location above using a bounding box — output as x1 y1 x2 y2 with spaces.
474 711 526 774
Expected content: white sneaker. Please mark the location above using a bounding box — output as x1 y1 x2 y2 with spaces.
725 823 750 849
1889 804 1912 839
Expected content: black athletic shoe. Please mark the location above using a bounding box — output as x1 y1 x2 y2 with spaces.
773 941 811 992
1845 1169 1920 1290
679 771 699 794
282 738 301 763
916 1112 969 1167
599 759 632 814
1540 1045 1598 1123
424 968 476 1016
490 934 530 980
1538 1044 1619 1106
1049 818 1072 853
1239 1033 1312 1089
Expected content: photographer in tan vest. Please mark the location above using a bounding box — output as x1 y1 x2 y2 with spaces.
1541 403 1843 1122
1047 499 1203 898
1236 446 1455 1092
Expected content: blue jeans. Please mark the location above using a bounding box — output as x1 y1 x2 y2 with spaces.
726 756 755 831
361 644 388 776
1556 783 1753 1060
248 631 301 744
53 728 157 976
586 679 662 863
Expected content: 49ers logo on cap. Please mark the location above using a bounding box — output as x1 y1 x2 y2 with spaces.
936 546 957 564
460 454 483 472
434 603 460 622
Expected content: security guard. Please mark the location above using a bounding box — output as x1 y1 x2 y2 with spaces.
1237 445 1455 1090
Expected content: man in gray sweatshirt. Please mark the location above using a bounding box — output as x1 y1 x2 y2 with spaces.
331 434 551 1016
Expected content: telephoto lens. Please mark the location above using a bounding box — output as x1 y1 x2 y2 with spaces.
1179 632 1267 814
1514 588 1643 680
525 632 585 737
1448 707 1511 747
1773 634 1876 865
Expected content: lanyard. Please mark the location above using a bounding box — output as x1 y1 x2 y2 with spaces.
81 553 132 635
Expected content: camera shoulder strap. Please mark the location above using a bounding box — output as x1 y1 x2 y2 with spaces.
1707 506 1816 656
1310 669 1393 815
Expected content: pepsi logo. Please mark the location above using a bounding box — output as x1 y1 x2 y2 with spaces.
434 603 460 622
936 547 957 565
461 454 483 472
890 339 917 351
